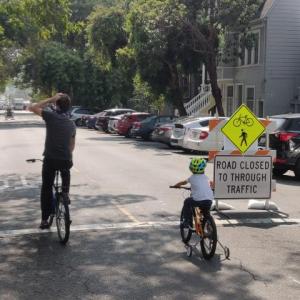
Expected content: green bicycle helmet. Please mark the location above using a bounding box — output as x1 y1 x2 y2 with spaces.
189 157 207 174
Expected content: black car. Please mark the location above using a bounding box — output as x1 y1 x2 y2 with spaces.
269 114 300 179
95 108 135 132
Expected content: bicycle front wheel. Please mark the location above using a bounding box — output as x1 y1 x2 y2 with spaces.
56 196 70 244
180 208 192 244
200 215 217 260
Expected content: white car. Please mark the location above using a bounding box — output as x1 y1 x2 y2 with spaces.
170 116 212 148
182 117 228 152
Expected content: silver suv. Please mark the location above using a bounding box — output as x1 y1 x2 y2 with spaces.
69 107 93 126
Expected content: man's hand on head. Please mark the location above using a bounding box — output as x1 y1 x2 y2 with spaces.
52 93 64 103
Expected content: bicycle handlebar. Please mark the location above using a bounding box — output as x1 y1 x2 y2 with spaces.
26 159 43 163
169 186 191 191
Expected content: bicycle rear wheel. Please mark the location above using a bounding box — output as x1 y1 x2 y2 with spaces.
180 208 192 244
200 215 217 259
56 195 70 244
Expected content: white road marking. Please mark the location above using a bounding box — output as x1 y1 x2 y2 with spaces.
289 276 300 285
20 175 28 186
0 218 300 238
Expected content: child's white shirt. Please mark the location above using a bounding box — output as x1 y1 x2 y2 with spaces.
187 174 214 201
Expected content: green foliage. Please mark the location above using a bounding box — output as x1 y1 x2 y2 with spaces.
20 41 83 96
87 6 127 68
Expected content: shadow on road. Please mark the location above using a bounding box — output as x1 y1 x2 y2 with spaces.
0 228 269 300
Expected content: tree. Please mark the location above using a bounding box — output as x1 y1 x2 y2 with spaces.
0 0 71 87
127 0 201 115
87 5 136 107
20 41 83 98
180 0 264 116
87 6 128 68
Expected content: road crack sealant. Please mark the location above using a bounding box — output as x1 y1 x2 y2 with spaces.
231 257 268 287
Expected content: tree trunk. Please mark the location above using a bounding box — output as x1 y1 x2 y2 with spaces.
168 63 187 116
206 54 225 117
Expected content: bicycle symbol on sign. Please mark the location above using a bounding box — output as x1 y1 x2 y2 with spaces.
233 114 254 127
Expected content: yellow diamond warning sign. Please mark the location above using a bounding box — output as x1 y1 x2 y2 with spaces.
221 104 265 153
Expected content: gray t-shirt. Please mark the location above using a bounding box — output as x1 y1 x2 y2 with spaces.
42 108 76 160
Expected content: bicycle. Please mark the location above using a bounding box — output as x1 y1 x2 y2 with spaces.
233 114 254 127
26 159 71 244
170 186 230 260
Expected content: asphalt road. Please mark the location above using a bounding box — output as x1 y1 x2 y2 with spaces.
0 116 300 300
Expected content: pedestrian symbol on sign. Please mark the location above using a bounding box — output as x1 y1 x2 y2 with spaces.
240 129 248 146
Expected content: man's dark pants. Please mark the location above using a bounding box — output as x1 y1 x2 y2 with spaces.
41 158 73 221
183 197 212 222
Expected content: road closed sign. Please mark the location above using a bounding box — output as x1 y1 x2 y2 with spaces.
214 155 272 199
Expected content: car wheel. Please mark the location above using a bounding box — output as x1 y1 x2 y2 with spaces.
294 159 300 180
75 119 82 126
273 168 287 177
125 127 132 138
141 134 151 141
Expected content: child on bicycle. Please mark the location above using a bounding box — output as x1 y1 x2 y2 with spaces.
172 157 213 227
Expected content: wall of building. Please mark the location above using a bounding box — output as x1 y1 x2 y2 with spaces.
265 0 300 115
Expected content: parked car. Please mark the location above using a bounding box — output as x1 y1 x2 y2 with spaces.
131 115 177 140
182 117 228 152
107 113 131 133
69 107 94 126
269 114 300 179
82 112 104 129
170 116 210 148
152 123 175 145
95 108 135 132
117 112 151 137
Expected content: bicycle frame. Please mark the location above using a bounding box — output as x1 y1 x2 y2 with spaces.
193 207 204 237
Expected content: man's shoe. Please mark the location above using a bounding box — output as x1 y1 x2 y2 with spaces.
39 220 50 230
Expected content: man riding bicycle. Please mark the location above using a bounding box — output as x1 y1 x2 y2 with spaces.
28 93 76 229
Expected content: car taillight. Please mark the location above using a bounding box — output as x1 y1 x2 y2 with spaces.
276 132 298 142
199 131 209 140
161 127 171 132
274 158 287 164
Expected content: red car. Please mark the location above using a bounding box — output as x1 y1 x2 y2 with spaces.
117 112 151 137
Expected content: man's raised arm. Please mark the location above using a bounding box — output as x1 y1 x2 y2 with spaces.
28 93 64 116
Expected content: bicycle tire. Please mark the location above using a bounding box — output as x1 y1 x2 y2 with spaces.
180 208 192 244
200 214 217 260
233 119 241 127
56 195 70 244
246 118 254 127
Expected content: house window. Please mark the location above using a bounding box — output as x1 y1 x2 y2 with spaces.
226 85 234 116
246 87 255 112
239 32 260 66
236 84 243 107
258 99 264 117
253 33 259 64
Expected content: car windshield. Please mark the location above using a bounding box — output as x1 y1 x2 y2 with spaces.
142 116 156 123
284 118 300 132
137 114 150 121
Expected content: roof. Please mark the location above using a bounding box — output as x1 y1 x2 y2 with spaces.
104 108 134 112
260 0 277 19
